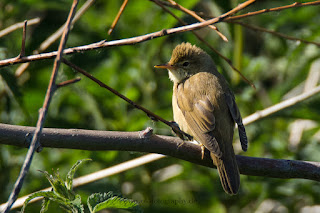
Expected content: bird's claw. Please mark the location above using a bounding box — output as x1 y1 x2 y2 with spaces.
200 144 205 160
169 121 193 141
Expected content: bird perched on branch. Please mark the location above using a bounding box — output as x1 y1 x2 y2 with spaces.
154 42 248 195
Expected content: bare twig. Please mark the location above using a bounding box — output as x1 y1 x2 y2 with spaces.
62 58 192 140
2 1 79 212
0 18 40 38
108 0 129 35
2 0 318 69
229 20 320 47
18 20 27 58
15 0 95 77
165 0 228 42
243 85 320 125
56 77 81 88
152 0 256 88
0 0 256 68
195 1 320 21
226 1 320 21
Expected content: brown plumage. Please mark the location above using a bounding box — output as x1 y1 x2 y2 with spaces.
155 42 248 194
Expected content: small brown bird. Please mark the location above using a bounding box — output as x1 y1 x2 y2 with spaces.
155 42 248 195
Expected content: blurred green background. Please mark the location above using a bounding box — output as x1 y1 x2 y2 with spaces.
1 0 320 212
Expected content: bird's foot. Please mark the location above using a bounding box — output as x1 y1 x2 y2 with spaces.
200 144 205 160
169 121 193 141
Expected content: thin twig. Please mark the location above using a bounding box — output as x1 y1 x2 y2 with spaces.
62 58 192 140
243 85 320 125
0 0 256 68
2 0 318 69
15 0 95 77
194 1 320 21
2 1 79 212
0 17 40 38
229 20 320 47
108 0 129 35
165 0 228 42
18 20 27 58
152 0 255 88
56 77 81 88
226 1 320 21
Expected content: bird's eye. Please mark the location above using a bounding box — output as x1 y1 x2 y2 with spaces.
182 61 190 67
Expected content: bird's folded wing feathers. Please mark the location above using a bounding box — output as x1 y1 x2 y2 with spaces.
176 82 222 157
224 91 248 151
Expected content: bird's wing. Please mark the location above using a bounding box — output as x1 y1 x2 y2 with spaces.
176 76 222 157
224 91 248 151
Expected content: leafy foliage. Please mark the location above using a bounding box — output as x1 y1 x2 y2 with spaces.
21 159 141 212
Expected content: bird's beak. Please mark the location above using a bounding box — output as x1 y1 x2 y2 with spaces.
154 63 174 69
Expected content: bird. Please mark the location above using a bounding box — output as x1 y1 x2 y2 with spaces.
154 42 248 195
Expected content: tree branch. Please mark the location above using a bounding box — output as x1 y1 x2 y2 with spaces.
0 123 319 181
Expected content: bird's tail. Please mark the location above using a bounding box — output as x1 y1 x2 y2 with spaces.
211 151 240 195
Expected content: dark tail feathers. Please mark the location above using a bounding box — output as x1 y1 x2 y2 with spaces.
211 152 240 195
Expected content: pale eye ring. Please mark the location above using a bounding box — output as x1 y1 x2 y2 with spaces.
182 61 190 67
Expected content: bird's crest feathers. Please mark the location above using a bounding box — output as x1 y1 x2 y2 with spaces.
170 42 208 64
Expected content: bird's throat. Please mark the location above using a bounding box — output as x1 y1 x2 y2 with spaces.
168 69 187 83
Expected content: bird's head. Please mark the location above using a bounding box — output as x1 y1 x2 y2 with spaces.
155 42 215 83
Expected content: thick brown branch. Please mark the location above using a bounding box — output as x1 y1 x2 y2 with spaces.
0 123 319 181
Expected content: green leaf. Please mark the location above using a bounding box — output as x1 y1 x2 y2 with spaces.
87 192 142 213
65 159 92 190
68 194 84 213
87 192 113 213
40 198 50 213
39 170 72 199
21 191 67 213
